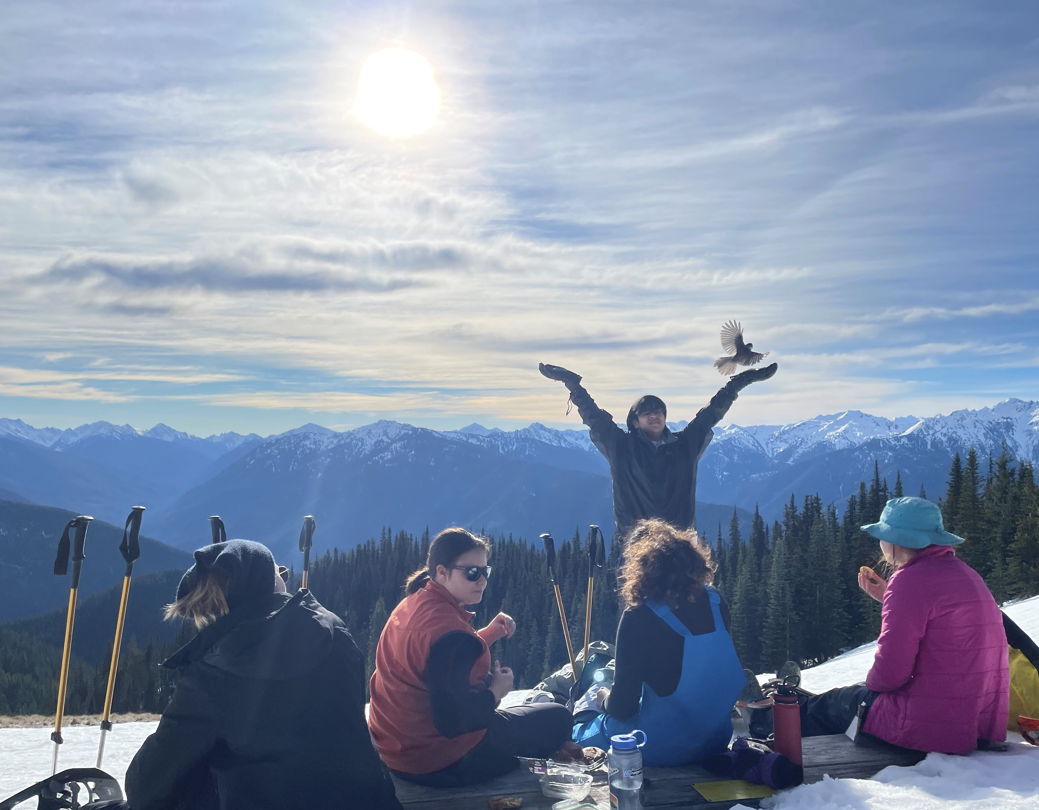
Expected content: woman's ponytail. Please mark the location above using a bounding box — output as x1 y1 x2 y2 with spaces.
404 567 432 595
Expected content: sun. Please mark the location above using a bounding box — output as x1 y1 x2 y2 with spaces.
355 49 441 139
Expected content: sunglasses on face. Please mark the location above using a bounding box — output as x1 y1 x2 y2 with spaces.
449 565 492 582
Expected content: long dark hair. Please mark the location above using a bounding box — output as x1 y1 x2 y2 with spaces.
404 528 492 595
618 519 715 609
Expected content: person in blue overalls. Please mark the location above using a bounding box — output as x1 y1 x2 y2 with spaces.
573 519 745 766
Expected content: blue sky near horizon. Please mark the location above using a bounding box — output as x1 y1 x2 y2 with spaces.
1 0 1038 438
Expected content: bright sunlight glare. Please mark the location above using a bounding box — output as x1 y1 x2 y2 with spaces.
355 48 441 139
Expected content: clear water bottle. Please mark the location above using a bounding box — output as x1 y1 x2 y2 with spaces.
608 730 647 810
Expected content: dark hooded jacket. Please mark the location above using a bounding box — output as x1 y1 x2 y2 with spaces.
124 541 402 810
569 383 738 537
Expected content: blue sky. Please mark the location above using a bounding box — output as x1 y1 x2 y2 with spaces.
1 0 1037 437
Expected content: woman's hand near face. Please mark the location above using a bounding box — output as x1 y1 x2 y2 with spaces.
595 686 611 712
482 612 517 642
489 660 514 703
858 567 887 603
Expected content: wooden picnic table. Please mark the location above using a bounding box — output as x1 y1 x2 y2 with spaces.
391 733 925 810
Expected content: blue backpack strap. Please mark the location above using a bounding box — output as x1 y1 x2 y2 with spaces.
645 599 689 636
647 589 725 636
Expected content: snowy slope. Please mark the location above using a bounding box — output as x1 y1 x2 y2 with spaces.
798 594 1039 693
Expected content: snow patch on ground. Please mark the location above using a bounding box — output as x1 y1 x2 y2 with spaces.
762 744 1039 810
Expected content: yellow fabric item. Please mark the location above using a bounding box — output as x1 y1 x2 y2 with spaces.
1008 646 1039 730
693 781 775 801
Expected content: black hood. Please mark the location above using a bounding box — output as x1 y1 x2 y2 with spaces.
176 538 276 610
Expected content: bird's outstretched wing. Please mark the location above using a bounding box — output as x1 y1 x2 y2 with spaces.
737 350 770 367
714 356 740 376
720 320 744 355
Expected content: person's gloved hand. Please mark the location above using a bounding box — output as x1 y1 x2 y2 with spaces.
727 362 778 393
539 363 582 390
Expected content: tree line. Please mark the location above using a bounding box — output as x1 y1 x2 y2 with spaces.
0 624 181 716
2 446 1037 714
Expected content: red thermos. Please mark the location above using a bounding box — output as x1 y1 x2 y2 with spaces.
772 685 803 766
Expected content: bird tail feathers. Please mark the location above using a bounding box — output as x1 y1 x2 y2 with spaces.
714 356 739 376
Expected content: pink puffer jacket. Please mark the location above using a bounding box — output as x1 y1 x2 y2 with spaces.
862 545 1008 754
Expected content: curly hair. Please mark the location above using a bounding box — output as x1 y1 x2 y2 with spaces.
618 519 716 609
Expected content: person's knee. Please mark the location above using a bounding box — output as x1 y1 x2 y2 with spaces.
543 703 575 742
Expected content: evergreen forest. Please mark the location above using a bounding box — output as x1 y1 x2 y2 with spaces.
2 447 1038 715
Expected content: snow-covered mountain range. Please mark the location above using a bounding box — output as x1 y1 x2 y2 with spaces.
0 418 259 454
1 399 1036 554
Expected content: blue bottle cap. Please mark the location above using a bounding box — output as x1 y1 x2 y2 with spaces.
610 730 647 750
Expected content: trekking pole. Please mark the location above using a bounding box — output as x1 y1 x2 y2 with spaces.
581 524 604 673
51 515 94 775
540 533 578 677
209 515 226 544
299 515 315 590
97 506 145 769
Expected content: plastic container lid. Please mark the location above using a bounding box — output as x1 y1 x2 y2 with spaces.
610 730 647 750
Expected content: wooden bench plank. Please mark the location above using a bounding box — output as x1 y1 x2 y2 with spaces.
393 733 926 809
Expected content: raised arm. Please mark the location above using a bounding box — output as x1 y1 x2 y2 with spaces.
540 363 624 462
689 363 778 432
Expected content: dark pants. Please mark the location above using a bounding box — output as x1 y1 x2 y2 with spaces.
395 702 573 788
800 684 878 737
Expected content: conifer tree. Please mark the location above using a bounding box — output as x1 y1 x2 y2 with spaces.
942 453 963 532
1009 463 1039 598
983 450 1017 601
724 522 740 603
956 448 984 571
894 470 904 498
760 529 796 669
366 597 388 686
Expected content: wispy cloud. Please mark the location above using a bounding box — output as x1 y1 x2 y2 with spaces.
37 254 420 294
1 0 1037 432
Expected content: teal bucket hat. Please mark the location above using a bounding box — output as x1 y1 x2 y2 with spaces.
861 496 964 549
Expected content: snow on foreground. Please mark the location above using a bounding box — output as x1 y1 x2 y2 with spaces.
0 596 1037 806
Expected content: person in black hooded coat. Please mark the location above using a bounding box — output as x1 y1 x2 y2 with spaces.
108 539 402 810
539 362 777 538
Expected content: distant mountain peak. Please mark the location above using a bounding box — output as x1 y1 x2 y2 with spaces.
145 423 192 442
275 422 338 438
457 423 502 436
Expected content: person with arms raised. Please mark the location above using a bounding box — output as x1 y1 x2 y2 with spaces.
539 359 776 538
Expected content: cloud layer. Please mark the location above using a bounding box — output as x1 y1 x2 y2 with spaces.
1 0 1038 435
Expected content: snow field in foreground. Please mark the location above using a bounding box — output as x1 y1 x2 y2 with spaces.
1 595 1037 807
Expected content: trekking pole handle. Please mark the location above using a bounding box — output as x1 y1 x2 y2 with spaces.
53 516 94 584
299 515 316 554
541 533 557 583
209 516 226 544
120 506 146 571
69 517 92 589
588 525 603 578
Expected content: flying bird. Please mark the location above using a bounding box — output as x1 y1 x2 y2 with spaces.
714 320 769 376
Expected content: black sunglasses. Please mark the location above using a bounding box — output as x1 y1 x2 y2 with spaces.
448 565 492 582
